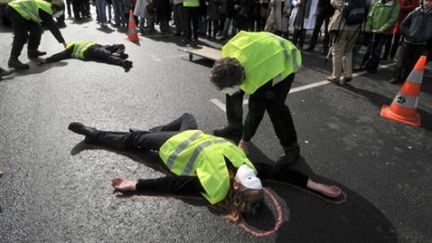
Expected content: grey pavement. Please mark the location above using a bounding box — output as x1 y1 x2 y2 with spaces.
1 14 432 242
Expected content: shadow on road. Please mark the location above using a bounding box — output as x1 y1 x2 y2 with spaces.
341 83 432 131
246 143 397 242
70 139 397 241
6 61 68 77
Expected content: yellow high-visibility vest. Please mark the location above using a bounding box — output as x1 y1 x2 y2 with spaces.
183 0 199 7
159 130 257 204
222 31 302 94
8 0 53 23
66 41 96 59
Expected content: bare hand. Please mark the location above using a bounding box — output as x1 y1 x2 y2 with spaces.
111 177 137 192
238 139 249 154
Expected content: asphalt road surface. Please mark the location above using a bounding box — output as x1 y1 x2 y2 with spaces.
1 14 432 242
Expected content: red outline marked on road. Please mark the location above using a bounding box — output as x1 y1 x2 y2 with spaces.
111 187 286 237
238 188 284 237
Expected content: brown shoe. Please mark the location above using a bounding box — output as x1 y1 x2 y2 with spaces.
326 76 340 84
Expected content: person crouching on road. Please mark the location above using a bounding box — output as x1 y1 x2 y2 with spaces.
5 0 67 70
210 31 302 166
68 113 343 223
39 41 133 72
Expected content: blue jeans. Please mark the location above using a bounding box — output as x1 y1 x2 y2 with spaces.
96 0 107 24
111 0 125 26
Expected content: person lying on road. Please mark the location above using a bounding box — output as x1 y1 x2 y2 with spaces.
68 113 344 223
38 40 133 72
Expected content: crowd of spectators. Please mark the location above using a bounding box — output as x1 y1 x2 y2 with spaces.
1 0 431 85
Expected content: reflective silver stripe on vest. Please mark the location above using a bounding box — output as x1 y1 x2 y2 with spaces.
291 48 300 71
406 69 424 84
266 33 296 85
393 92 419 108
165 131 202 170
182 138 228 175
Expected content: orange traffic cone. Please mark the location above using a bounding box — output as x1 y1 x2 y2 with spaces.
380 55 427 127
126 10 139 42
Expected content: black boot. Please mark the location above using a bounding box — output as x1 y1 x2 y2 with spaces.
8 57 29 70
68 122 99 143
277 143 300 166
122 60 133 72
28 50 47 59
0 68 14 79
213 124 242 138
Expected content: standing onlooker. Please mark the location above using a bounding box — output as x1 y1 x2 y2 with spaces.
326 0 365 84
221 0 235 39
65 0 73 18
206 0 219 38
390 0 432 84
106 0 113 24
305 0 334 53
264 0 291 38
291 0 307 48
363 0 400 73
96 0 108 26
156 0 171 33
113 0 126 28
173 0 185 35
382 0 418 62
234 0 254 31
183 0 200 45
123 0 136 25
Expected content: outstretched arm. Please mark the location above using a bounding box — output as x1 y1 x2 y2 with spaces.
44 47 74 63
254 163 342 198
39 10 66 45
112 176 203 196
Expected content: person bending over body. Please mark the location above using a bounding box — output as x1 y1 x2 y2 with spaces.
39 41 133 72
210 31 302 165
68 113 343 223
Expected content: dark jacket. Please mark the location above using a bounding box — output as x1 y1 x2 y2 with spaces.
400 7 432 44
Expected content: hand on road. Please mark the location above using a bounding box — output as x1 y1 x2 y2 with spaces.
111 177 137 192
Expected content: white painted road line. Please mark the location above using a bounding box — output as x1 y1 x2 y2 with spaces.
210 62 396 111
352 63 396 78
210 98 226 112
290 80 331 93
150 54 162 62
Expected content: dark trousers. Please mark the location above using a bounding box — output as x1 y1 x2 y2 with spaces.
225 74 298 147
383 33 402 60
183 7 200 41
308 11 331 50
66 0 73 17
6 6 42 58
392 42 426 83
89 113 198 151
174 3 184 34
85 44 126 67
292 28 305 49
363 32 388 72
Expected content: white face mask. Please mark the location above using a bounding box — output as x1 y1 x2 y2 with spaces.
236 165 263 190
220 85 241 96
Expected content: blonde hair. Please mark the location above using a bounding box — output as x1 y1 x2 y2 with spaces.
220 172 264 223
